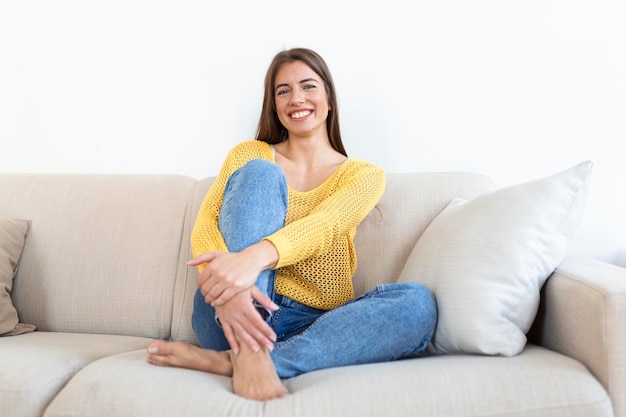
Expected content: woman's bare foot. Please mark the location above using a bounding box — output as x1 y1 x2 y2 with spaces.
147 340 288 401
230 341 288 401
146 340 233 377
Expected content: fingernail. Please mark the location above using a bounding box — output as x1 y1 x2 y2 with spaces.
148 346 159 354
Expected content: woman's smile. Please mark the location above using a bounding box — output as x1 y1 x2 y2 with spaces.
289 110 313 120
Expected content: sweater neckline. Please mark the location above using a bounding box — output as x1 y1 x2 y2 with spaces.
267 143 351 195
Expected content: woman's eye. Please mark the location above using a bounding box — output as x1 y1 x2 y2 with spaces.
303 84 316 90
277 89 290 97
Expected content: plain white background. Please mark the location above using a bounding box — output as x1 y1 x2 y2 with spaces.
1 0 624 266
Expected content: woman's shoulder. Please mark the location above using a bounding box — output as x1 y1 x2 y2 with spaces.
341 158 385 176
226 140 273 160
230 139 270 153
334 158 386 191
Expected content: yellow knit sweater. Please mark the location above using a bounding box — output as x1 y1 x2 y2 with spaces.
191 140 386 310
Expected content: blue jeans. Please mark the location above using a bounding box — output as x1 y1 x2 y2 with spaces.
192 158 437 379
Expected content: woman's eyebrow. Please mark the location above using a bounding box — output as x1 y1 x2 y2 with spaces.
274 78 319 92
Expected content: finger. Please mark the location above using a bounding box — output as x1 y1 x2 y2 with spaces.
188 252 220 266
196 268 213 289
221 323 240 355
207 282 229 306
246 307 277 345
200 281 216 304
230 319 261 353
250 286 279 311
226 299 275 351
200 274 228 302
204 293 214 305
210 284 246 307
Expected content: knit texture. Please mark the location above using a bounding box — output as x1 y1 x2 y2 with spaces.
191 140 386 310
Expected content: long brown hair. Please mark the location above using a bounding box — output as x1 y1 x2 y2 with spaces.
255 48 346 157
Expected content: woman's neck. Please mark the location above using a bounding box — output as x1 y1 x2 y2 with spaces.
273 138 347 192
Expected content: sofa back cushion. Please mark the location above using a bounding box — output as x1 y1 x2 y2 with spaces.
0 174 195 339
171 172 494 343
352 172 495 295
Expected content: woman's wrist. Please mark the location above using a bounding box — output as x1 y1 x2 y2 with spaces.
244 239 279 271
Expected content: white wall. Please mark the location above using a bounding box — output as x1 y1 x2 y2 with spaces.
1 0 625 266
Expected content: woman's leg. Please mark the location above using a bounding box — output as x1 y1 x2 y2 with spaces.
192 158 288 349
150 159 290 399
270 282 437 378
182 159 291 400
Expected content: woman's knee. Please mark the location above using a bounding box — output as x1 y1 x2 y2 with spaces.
220 159 288 248
223 159 288 212
232 159 285 185
397 282 437 351
396 282 437 323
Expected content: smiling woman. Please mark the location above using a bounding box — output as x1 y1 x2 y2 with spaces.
146 47 438 401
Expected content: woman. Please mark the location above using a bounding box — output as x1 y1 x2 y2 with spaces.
147 48 437 401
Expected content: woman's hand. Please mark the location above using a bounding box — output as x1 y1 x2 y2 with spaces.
189 240 279 306
214 286 278 354
191 251 260 305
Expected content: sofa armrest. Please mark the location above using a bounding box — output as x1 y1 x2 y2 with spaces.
532 256 626 417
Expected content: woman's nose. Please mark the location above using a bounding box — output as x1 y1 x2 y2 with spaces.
290 90 305 105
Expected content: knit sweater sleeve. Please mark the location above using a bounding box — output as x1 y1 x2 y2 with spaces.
264 160 385 269
190 140 272 271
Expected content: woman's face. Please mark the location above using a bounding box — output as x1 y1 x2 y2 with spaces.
273 60 330 140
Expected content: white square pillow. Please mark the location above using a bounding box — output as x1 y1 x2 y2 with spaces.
398 161 592 356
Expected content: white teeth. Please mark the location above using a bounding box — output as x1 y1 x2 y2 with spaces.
291 110 311 119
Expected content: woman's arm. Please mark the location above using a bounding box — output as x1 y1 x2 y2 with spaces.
191 240 279 305
266 161 385 268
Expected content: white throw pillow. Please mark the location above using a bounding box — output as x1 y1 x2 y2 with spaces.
398 161 592 356
0 219 36 336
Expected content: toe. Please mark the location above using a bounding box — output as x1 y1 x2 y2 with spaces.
147 340 168 355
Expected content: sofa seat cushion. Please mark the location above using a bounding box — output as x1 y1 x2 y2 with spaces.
0 332 153 417
44 345 611 417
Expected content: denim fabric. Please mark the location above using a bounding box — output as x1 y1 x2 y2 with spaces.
270 282 436 378
191 158 437 378
192 159 287 350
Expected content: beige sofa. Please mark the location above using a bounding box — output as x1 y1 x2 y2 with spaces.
0 169 624 417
